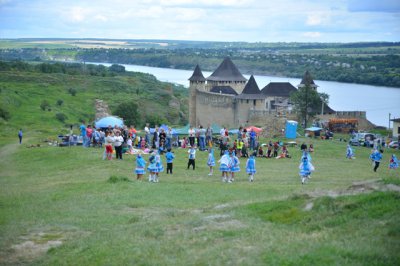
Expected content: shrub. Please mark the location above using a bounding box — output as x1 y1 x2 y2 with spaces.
0 107 11 120
40 100 50 111
56 99 64 106
113 101 141 127
55 112 67 123
68 88 77 96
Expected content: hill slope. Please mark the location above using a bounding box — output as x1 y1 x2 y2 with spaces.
0 61 188 140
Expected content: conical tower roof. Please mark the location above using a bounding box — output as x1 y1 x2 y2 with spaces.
188 65 206 82
299 70 318 88
207 57 247 82
241 75 260 94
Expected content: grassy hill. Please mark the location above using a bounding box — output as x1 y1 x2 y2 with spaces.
0 134 399 265
0 61 188 142
0 60 399 265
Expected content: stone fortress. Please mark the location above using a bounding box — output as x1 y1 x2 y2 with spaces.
188 57 372 133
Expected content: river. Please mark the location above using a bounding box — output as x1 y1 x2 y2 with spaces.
95 62 400 127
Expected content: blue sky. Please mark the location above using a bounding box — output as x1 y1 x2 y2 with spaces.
1 0 399 42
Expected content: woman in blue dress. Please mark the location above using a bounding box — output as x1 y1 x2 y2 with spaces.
246 152 256 182
230 151 240 182
135 154 146 180
207 148 216 176
299 153 315 184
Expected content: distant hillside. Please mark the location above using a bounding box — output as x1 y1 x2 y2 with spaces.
1 39 400 88
0 61 188 138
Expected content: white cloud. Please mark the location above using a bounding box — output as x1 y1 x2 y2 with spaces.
303 32 322 38
69 7 88 22
306 14 323 26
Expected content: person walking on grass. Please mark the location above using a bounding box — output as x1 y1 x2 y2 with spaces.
147 151 158 182
230 151 240 182
165 148 175 174
135 154 146 180
370 149 383 172
219 150 232 183
246 152 257 182
299 153 315 185
155 150 164 182
207 148 216 176
18 129 23 144
187 146 196 170
346 144 355 159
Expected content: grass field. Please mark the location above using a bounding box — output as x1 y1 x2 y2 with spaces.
1 134 399 265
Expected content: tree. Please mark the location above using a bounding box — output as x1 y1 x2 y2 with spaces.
109 64 125 73
290 85 328 128
113 101 141 127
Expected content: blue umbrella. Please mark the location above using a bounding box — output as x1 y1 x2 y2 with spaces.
95 116 124 128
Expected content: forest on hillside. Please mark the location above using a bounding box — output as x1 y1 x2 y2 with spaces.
1 40 399 88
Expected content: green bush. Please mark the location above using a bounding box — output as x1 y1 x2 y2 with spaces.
40 100 50 111
0 107 11 120
56 99 63 106
55 112 67 123
68 88 77 96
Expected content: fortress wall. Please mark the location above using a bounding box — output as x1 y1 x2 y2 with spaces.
205 81 246 94
195 91 235 127
335 111 366 119
235 99 266 126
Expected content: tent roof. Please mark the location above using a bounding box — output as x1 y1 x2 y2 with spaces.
305 127 323 132
95 116 124 128
174 124 191 135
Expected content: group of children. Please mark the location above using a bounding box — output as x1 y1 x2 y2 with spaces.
132 140 398 185
134 146 258 183
347 144 399 173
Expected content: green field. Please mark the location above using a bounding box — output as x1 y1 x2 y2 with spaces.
0 62 400 265
0 135 399 265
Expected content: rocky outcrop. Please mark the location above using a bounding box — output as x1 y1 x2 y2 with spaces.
95 99 111 120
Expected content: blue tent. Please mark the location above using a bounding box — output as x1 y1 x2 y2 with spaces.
174 124 191 135
95 116 124 128
150 124 177 135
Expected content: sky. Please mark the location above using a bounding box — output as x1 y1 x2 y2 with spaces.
1 0 400 42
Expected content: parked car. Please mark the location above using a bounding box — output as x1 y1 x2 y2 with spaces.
349 133 375 147
389 141 399 149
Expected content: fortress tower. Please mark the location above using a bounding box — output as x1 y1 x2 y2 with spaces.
188 65 206 126
298 70 318 90
206 57 247 94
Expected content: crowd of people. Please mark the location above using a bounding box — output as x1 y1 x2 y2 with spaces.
73 122 398 184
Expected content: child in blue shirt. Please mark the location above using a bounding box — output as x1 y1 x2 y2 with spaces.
165 148 175 174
